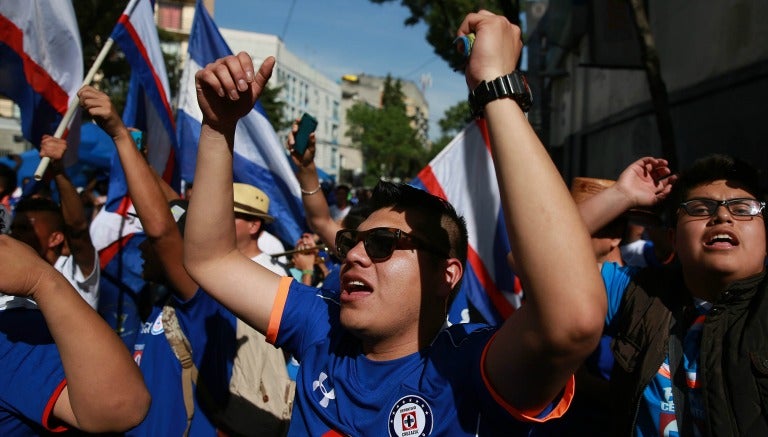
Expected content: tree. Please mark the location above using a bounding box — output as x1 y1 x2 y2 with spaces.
428 100 473 158
258 84 289 132
369 0 516 71
74 0 129 108
346 76 425 185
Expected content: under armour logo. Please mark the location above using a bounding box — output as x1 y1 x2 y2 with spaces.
312 372 335 408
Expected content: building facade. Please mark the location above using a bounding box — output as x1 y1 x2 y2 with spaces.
526 0 768 184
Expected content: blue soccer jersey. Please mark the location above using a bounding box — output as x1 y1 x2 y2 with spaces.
0 309 69 436
129 289 237 436
266 277 573 436
602 263 707 437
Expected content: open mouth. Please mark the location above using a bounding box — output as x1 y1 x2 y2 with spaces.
704 232 738 248
341 277 373 300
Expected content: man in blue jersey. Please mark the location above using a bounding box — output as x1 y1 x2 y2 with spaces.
185 10 606 436
0 234 149 435
576 154 768 435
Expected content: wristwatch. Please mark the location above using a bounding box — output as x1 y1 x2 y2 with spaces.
468 71 533 117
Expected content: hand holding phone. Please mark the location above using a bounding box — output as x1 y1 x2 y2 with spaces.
293 113 318 156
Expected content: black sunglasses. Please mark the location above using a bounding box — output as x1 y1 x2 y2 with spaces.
335 227 449 261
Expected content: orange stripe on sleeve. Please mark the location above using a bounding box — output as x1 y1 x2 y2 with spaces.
479 333 575 423
266 276 293 344
42 379 69 433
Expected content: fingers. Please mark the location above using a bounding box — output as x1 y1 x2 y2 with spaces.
459 10 522 87
286 118 300 150
39 135 66 160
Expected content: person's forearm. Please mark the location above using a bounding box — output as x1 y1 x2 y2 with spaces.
35 271 150 432
185 124 238 269
111 128 176 239
296 165 338 249
55 173 88 233
577 186 636 235
487 100 604 337
54 172 95 275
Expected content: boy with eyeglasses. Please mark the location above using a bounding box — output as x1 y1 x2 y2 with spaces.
576 153 768 436
185 10 606 435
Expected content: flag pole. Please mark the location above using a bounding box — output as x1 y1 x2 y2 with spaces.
34 0 141 180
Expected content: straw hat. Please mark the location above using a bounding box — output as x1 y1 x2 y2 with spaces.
570 177 615 204
233 183 274 223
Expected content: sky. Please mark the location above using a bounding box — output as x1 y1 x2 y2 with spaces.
213 0 470 141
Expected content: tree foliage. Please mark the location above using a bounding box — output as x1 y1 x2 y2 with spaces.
346 75 426 185
73 0 129 109
428 100 472 158
369 0 514 71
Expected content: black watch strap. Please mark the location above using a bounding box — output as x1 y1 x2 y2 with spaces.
468 71 532 117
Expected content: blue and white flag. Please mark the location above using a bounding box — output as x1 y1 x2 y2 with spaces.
0 0 82 149
411 120 523 326
90 0 175 347
112 0 177 184
176 0 305 245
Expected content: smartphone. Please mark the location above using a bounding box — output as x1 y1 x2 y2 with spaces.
130 130 144 152
293 113 318 156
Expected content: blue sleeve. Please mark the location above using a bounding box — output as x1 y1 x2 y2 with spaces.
273 281 339 360
600 262 638 327
0 310 67 431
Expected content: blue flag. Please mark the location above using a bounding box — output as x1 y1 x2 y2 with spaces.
176 0 306 246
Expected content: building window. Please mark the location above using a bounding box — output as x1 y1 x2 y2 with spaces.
157 4 182 30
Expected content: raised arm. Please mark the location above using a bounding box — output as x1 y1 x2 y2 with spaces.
78 86 198 300
287 119 340 251
40 136 96 277
184 53 281 333
459 11 605 411
577 156 676 234
0 235 150 432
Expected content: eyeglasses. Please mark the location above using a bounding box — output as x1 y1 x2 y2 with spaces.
678 198 765 217
335 227 448 261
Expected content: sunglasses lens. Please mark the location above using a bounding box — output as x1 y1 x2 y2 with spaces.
336 230 356 258
364 230 398 260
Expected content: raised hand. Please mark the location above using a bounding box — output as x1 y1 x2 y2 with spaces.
614 157 677 208
39 135 67 164
195 52 275 132
286 118 317 167
457 10 522 89
78 86 125 138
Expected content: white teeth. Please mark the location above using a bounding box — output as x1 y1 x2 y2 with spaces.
349 280 365 287
708 234 734 244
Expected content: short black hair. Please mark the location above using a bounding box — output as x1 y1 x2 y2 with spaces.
13 196 64 230
369 181 468 300
665 154 765 227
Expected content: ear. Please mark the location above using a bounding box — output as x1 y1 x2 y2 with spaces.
441 258 464 296
48 230 65 250
248 219 263 236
